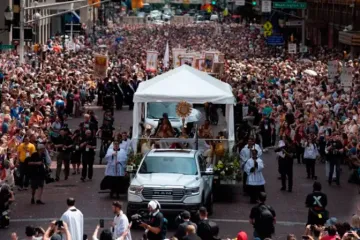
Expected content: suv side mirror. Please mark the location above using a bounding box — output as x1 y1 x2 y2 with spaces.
201 168 214 176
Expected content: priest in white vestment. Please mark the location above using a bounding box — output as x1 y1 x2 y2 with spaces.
100 140 128 198
60 198 84 240
112 201 132 240
244 149 265 204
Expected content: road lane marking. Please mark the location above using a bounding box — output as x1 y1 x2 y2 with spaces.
11 217 305 226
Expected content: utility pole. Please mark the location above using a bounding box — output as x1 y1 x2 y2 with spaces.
301 8 305 48
19 0 24 64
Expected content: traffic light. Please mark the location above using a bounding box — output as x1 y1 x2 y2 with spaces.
252 1 256 6
211 0 216 5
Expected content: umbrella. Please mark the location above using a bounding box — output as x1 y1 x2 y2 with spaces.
299 58 312 64
304 69 318 77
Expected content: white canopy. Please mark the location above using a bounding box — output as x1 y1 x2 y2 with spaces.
134 65 235 104
132 65 236 152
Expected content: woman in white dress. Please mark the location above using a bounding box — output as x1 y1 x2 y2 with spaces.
245 149 265 204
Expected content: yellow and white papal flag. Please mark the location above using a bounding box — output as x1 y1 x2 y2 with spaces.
146 50 159 72
163 41 170 69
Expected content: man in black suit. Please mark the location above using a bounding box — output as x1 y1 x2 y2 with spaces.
114 79 124 110
174 211 197 240
125 80 135 110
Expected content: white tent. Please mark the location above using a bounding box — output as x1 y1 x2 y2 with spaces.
132 65 236 151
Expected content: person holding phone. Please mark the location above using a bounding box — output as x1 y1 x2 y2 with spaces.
111 201 132 240
43 220 72 240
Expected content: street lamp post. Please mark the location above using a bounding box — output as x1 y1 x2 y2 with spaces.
19 0 25 64
4 6 14 32
34 12 41 44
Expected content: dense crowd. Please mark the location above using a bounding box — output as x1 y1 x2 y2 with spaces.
0 16 359 240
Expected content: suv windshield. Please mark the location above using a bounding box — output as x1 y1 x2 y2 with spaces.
147 102 178 119
139 156 198 175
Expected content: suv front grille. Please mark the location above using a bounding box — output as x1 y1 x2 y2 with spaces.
142 188 185 201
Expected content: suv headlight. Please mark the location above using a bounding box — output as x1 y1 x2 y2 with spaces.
129 185 143 195
185 187 200 195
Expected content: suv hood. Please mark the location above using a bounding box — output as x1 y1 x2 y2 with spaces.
133 173 199 188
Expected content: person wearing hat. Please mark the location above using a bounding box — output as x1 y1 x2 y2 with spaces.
139 200 166 240
174 211 197 240
27 143 48 205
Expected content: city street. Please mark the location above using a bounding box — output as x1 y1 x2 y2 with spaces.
2 106 360 240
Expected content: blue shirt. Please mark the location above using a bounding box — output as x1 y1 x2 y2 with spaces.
10 107 23 120
2 122 9 134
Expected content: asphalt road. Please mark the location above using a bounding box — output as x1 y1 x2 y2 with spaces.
2 106 360 240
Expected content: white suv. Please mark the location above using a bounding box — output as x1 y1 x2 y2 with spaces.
127 149 213 217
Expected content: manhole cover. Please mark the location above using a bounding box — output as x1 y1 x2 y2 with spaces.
54 184 76 188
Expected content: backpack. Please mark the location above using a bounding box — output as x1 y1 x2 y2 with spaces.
161 217 168 239
257 205 274 232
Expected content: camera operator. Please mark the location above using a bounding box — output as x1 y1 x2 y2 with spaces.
0 183 14 228
174 211 197 240
305 181 328 226
139 200 167 240
325 133 343 185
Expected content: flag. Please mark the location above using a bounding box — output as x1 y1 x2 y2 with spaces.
163 41 169 69
146 51 159 72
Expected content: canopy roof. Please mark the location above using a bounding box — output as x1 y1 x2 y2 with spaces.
134 65 235 104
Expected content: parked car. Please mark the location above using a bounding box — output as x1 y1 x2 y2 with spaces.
127 149 214 217
149 10 162 21
162 9 173 21
188 9 197 16
175 9 183 15
210 14 219 21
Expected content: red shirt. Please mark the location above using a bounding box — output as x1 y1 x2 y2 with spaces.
321 234 339 240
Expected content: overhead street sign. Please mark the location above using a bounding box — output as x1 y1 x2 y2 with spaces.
235 0 245 6
263 21 273 31
262 0 272 13
288 43 297 54
266 36 284 45
286 20 303 26
0 45 14 50
264 30 272 37
273 1 307 9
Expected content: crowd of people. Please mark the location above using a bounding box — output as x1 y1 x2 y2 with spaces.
0 12 358 240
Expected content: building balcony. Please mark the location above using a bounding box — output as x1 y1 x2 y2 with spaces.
339 31 360 46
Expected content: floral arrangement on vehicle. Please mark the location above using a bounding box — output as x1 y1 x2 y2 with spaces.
126 151 143 173
213 151 241 184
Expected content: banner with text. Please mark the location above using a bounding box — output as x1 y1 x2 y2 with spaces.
340 66 353 88
328 60 338 81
